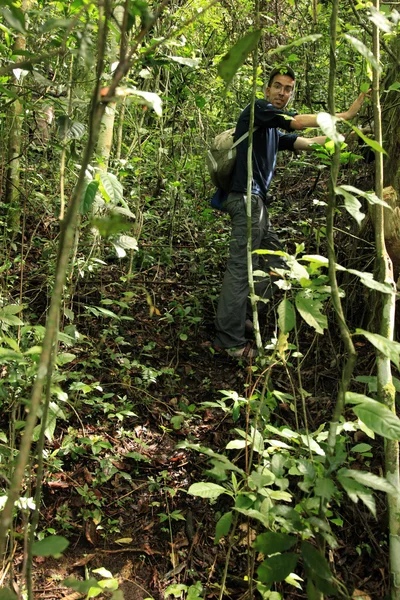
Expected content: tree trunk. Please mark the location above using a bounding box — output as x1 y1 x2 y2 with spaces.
4 0 30 231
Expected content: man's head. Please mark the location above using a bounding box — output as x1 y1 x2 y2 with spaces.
265 66 295 109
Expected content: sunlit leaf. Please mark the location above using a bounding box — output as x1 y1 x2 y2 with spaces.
350 125 387 155
188 482 229 499
345 269 393 294
218 30 262 85
339 468 396 494
335 187 365 225
368 6 392 32
169 56 200 68
271 34 322 55
316 113 344 145
343 34 381 72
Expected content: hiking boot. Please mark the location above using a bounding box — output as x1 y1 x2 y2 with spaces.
226 344 258 359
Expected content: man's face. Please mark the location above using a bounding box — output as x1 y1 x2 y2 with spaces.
265 74 295 109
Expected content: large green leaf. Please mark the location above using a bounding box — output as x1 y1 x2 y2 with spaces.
316 113 344 145
335 186 365 224
278 298 295 333
187 482 229 499
295 291 327 334
253 532 296 555
32 535 69 557
339 468 396 494
0 589 18 600
80 180 99 215
337 474 376 517
350 124 387 155
356 328 400 367
301 541 333 581
271 34 322 55
345 269 393 294
353 400 400 441
217 30 262 85
215 511 232 544
1 6 26 33
64 578 101 594
100 172 124 204
257 553 299 584
343 34 381 72
339 185 390 208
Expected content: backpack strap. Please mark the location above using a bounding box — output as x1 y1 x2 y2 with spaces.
228 126 259 159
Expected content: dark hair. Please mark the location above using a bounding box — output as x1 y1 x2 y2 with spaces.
267 65 296 87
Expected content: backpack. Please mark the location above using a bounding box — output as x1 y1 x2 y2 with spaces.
206 127 257 191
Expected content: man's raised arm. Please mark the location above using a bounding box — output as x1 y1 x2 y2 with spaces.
289 91 368 130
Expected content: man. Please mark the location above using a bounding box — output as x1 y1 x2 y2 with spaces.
214 66 368 358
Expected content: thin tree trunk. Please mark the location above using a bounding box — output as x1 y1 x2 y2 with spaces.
4 0 31 231
372 3 400 598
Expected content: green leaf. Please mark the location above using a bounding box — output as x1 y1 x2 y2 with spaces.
344 269 393 294
343 34 381 72
314 478 336 500
80 180 99 215
0 589 18 600
337 475 376 517
346 392 400 440
92 214 131 238
295 291 327 334
93 567 113 578
187 482 229 499
356 328 400 367
164 584 188 598
32 535 69 557
218 30 262 85
301 541 333 581
215 511 232 544
339 468 396 494
2 304 24 315
169 56 200 68
253 532 296 555
257 553 299 584
56 352 76 366
351 443 372 453
278 299 295 333
1 6 25 34
270 34 322 55
335 186 365 224
64 578 101 594
100 172 124 204
316 113 344 145
40 18 73 33
368 6 392 33
123 88 162 116
339 185 390 208
350 124 387 155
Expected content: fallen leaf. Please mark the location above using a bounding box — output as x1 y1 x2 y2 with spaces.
72 554 96 567
352 591 371 600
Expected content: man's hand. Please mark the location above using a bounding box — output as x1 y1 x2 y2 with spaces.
342 91 370 121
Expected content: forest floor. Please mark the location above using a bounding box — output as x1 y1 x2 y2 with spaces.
7 163 391 600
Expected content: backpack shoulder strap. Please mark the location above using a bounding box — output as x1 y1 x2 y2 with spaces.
231 126 259 150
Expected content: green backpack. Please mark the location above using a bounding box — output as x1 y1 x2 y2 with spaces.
206 127 257 191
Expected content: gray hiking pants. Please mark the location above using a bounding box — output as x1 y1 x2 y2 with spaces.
214 192 286 349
